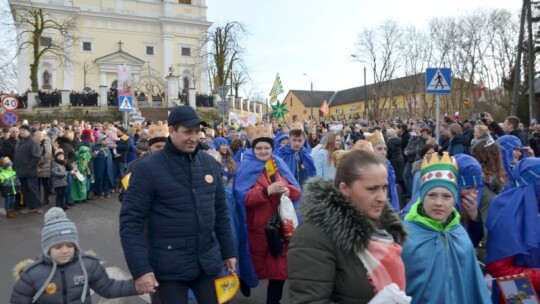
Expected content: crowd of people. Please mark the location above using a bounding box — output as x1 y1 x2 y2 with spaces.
6 105 540 303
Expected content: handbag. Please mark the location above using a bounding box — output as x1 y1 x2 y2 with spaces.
265 209 284 257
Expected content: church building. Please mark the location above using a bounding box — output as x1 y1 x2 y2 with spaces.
9 0 211 106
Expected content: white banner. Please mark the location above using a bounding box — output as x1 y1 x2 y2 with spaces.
117 65 131 95
229 112 257 127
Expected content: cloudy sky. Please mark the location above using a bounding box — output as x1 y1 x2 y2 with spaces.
207 0 522 100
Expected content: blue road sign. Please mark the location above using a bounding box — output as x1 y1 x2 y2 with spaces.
118 95 133 112
2 111 18 126
426 68 452 94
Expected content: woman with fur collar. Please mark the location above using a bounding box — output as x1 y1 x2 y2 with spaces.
288 150 407 303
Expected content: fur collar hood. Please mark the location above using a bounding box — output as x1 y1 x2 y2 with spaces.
299 178 407 254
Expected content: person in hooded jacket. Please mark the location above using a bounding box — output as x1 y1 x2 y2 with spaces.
10 207 138 303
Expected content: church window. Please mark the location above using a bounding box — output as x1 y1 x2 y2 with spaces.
40 36 52 47
179 0 191 4
181 47 191 56
82 41 92 52
146 46 154 55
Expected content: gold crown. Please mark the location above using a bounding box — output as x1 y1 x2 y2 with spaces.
290 122 304 131
148 124 169 139
421 152 458 172
364 130 385 146
246 125 273 143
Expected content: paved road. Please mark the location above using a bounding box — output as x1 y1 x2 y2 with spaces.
0 194 288 303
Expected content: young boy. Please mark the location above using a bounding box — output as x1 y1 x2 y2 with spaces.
10 207 139 303
0 157 20 218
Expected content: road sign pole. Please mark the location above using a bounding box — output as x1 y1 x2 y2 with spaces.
435 94 440 144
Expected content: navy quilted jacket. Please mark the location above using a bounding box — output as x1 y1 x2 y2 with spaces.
119 140 236 281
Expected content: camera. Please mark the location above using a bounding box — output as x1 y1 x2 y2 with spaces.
479 112 486 118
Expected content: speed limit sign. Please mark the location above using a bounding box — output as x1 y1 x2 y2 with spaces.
1 96 19 111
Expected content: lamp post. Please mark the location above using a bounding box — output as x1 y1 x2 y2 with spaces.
303 73 313 120
350 55 368 118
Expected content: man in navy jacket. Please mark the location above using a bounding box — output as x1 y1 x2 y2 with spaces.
120 105 236 303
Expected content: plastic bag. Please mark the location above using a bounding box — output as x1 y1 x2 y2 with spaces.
367 283 411 304
279 195 298 240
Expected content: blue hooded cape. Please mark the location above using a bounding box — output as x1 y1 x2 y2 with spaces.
275 145 316 185
496 135 522 190
454 154 484 208
273 134 289 152
403 201 491 304
386 159 400 211
232 150 301 287
486 158 540 265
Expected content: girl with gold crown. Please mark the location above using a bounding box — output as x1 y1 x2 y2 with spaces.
401 152 490 303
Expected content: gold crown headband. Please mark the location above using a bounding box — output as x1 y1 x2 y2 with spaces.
246 125 273 144
148 124 169 139
364 130 385 146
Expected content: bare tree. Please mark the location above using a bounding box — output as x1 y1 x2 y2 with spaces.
400 26 433 116
0 48 17 92
231 68 249 97
206 21 249 92
353 19 402 118
9 4 78 92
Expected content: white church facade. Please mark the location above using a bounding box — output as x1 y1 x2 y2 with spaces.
9 0 211 107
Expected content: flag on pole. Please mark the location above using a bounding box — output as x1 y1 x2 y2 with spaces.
269 73 284 103
320 99 329 114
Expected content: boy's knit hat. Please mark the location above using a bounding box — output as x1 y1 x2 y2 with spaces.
41 207 80 256
420 152 459 201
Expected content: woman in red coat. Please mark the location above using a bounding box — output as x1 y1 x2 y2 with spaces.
233 125 301 304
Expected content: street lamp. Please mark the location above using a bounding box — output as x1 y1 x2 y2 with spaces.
303 73 313 119
351 55 368 118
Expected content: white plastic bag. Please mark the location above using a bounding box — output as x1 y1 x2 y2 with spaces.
367 283 411 304
279 195 298 240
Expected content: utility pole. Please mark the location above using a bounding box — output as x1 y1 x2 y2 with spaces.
511 1 526 116
303 73 313 120
526 0 537 124
364 66 367 118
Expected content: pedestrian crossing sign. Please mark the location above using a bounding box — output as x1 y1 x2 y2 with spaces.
119 95 133 112
426 68 452 94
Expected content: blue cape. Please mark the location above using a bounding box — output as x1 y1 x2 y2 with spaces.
403 210 490 303
486 158 540 265
386 160 400 211
234 147 246 164
275 145 316 181
232 150 301 287
274 134 289 152
454 154 484 208
496 135 521 190
223 186 258 288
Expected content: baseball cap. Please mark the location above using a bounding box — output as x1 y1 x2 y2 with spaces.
167 105 208 128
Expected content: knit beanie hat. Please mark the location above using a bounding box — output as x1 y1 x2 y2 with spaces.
213 137 228 151
19 124 31 132
420 152 459 202
41 207 80 256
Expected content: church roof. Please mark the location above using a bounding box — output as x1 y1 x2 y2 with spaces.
94 50 145 65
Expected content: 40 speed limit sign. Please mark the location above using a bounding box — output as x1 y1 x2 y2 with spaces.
1 96 19 111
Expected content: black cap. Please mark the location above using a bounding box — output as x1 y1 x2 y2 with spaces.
19 125 31 132
167 105 208 128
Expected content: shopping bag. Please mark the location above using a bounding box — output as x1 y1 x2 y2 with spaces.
279 195 298 240
215 272 239 304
